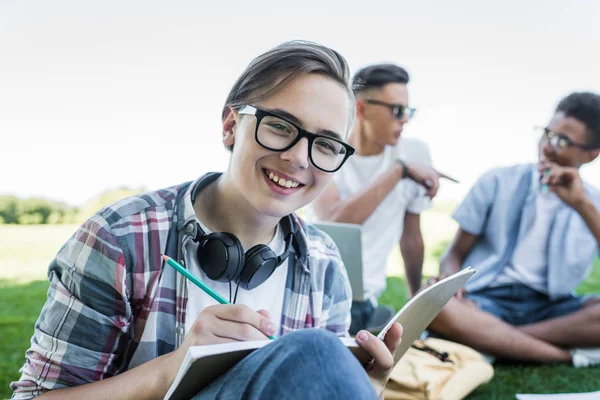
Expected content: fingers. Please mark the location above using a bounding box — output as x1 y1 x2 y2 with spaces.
210 304 276 338
356 323 403 377
425 276 440 286
212 318 272 341
256 309 271 319
382 323 403 355
428 178 440 198
542 167 571 186
422 177 439 198
356 331 393 373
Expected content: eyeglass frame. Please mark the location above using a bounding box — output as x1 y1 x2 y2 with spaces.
238 105 355 173
363 99 417 121
538 126 598 151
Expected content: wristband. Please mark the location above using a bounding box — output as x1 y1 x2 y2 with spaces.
397 159 413 180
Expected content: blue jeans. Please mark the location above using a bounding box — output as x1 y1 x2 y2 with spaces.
192 329 378 400
350 300 375 335
466 284 592 326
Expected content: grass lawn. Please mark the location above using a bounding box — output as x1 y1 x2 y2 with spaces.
1 219 600 399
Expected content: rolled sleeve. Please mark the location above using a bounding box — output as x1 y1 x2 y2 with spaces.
398 138 433 214
406 181 433 214
11 216 132 398
452 170 497 235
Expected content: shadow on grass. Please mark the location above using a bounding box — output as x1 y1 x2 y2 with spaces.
0 279 49 399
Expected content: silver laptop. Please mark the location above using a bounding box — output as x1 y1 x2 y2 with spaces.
313 221 365 301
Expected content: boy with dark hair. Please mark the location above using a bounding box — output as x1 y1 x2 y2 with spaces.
313 63 454 334
428 92 600 367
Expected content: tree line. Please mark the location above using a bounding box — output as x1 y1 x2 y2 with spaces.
0 187 145 225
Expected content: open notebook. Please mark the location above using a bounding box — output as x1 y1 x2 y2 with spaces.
164 268 476 400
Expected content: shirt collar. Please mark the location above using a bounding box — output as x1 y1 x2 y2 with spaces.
176 172 222 231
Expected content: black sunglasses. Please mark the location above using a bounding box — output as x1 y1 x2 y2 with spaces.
364 99 416 120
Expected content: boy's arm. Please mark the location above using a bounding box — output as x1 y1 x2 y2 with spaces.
11 216 173 399
313 163 406 225
400 212 425 297
313 163 445 225
540 161 600 248
439 229 479 276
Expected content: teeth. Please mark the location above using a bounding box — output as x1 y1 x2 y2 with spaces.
266 170 300 188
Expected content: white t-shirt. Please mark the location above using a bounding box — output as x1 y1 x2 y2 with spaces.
495 170 562 293
184 221 288 336
312 138 432 300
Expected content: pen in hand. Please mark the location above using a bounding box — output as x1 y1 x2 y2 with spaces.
541 169 550 193
161 254 276 340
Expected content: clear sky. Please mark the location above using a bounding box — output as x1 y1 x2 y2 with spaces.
1 0 599 206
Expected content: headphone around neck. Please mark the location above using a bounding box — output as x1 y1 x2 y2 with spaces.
184 215 296 291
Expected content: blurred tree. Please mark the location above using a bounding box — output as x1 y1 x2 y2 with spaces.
76 186 145 222
0 196 22 224
18 212 44 225
0 186 144 225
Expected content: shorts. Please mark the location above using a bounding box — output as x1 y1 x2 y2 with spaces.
465 283 598 326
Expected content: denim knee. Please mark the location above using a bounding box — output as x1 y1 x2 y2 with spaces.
277 329 372 382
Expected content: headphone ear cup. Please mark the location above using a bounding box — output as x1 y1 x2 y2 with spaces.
239 245 278 291
196 232 244 282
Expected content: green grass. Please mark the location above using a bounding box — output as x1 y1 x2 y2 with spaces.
1 221 599 399
0 280 49 398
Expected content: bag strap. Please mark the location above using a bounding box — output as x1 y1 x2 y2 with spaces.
411 343 454 363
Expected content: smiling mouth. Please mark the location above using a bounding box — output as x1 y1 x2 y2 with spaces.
263 169 304 189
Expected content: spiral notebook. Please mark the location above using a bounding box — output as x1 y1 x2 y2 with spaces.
164 268 475 400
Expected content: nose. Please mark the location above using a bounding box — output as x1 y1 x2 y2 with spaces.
541 139 556 160
398 113 410 126
281 137 310 169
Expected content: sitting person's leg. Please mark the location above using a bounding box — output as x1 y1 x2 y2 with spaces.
517 294 600 347
349 299 375 336
428 286 572 363
193 329 378 400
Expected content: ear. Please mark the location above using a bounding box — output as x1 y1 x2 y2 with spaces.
222 107 238 148
355 100 366 120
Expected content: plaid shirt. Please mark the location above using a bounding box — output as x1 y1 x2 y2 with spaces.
11 173 352 399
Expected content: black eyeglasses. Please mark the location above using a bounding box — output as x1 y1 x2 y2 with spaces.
364 99 416 121
538 126 598 151
238 105 355 172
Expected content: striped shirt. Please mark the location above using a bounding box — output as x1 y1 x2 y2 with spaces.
11 173 352 399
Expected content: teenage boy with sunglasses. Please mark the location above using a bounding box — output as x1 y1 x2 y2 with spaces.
427 92 600 367
313 64 453 334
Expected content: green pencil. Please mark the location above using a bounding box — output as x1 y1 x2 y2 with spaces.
161 254 275 340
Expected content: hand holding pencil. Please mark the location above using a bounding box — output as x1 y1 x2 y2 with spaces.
402 161 460 198
161 254 277 341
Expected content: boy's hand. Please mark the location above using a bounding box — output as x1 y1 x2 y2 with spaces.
538 161 587 209
163 305 275 386
405 162 459 198
356 323 403 397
